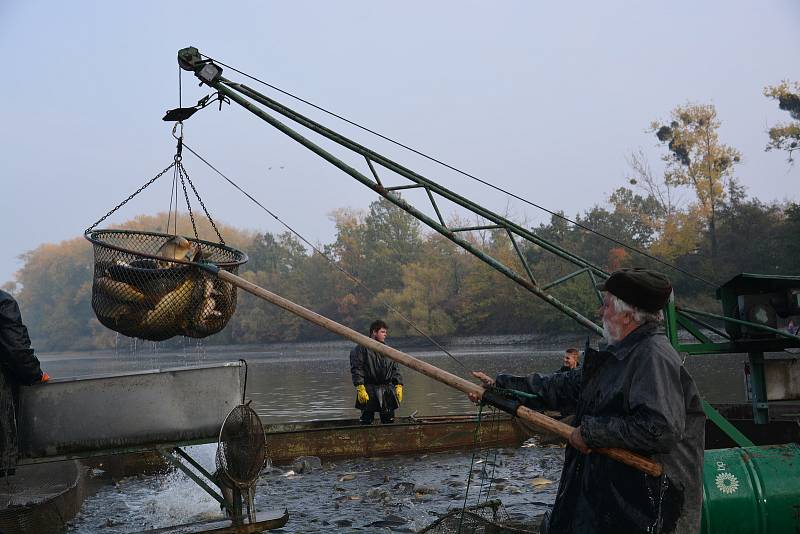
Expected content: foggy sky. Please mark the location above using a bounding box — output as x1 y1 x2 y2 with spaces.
1 1 798 286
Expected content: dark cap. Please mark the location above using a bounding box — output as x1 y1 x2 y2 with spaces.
599 268 672 312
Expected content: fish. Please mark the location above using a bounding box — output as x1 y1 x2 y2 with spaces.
138 277 196 331
154 236 200 267
94 276 147 304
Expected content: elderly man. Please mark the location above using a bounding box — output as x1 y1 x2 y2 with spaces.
472 268 705 533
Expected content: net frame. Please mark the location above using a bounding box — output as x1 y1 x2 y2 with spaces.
85 229 248 341
216 403 266 487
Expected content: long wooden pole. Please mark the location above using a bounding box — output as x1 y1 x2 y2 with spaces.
215 268 662 477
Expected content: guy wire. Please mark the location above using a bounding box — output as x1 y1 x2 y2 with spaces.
200 53 718 288
181 142 468 370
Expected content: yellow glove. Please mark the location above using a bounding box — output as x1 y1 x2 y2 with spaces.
395 384 403 403
356 384 369 404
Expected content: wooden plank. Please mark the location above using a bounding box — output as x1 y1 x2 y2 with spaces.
129 509 288 534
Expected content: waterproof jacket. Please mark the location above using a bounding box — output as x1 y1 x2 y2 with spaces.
349 344 403 412
0 290 44 473
496 322 705 534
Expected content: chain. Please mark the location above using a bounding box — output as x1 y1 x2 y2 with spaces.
86 162 177 234
178 161 226 244
178 165 200 241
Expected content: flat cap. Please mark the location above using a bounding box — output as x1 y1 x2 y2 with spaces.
599 268 672 312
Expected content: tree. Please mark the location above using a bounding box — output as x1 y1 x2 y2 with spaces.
764 80 800 164
651 103 741 269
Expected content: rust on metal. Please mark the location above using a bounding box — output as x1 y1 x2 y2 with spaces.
263 414 529 465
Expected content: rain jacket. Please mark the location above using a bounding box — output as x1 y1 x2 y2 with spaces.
349 344 403 413
496 322 705 534
0 290 44 473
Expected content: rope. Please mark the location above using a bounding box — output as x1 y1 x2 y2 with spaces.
181 141 468 370
458 403 485 533
198 53 719 289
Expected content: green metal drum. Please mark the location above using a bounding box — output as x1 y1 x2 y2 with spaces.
701 444 800 533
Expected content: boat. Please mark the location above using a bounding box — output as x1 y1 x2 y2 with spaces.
262 413 533 465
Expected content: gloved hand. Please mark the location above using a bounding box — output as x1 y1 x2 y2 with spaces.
39 372 50 383
356 384 369 404
395 384 403 403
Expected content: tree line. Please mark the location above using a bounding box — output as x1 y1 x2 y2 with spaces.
5 85 800 351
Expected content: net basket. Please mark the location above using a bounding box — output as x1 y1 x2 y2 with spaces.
419 501 538 534
216 403 267 487
86 229 248 341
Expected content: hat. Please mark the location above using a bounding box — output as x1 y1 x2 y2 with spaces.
598 268 672 312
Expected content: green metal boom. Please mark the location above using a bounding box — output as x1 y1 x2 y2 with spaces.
176 47 800 435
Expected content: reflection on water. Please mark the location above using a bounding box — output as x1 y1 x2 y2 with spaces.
40 337 749 424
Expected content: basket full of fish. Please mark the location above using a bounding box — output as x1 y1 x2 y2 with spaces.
85 229 248 341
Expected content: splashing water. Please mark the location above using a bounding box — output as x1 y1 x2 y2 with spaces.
67 445 221 533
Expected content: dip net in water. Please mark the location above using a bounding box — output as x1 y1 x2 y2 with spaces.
86 229 247 341
419 500 538 534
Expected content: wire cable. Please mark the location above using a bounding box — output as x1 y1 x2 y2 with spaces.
199 53 718 288
181 141 468 370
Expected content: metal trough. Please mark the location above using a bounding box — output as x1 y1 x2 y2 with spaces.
17 362 244 463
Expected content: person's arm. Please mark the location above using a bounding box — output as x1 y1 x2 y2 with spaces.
580 345 685 453
495 368 582 411
0 296 44 385
390 361 402 386
349 346 365 386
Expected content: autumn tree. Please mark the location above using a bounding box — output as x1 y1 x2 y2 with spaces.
651 103 741 270
764 80 800 164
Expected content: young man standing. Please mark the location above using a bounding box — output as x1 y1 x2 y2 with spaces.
349 320 403 425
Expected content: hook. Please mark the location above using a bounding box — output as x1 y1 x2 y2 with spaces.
172 121 184 141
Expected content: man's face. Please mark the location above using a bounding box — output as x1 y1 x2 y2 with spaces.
563 352 578 369
371 327 388 343
599 293 629 344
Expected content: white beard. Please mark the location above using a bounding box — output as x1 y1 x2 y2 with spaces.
602 318 623 345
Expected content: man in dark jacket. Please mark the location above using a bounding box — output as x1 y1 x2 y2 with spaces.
0 289 48 475
472 268 705 533
557 347 580 372
350 320 403 425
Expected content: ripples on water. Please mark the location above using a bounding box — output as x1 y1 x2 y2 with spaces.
45 336 748 532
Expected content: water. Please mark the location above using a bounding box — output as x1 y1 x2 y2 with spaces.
42 337 748 532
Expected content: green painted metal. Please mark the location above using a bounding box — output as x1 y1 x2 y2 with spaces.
541 267 590 291
701 444 800 534
178 55 604 335
177 48 800 439
679 307 800 345
748 352 769 424
701 400 755 448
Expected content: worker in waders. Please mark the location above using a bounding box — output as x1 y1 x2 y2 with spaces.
0 290 49 476
349 320 403 425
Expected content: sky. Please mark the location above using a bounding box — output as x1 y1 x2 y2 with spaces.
1 1 798 286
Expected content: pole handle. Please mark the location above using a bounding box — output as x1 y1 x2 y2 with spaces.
216 269 663 478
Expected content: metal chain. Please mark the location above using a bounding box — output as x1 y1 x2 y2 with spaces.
178 165 200 242
86 162 177 234
178 161 226 244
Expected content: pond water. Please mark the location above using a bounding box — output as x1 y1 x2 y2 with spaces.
39 336 747 532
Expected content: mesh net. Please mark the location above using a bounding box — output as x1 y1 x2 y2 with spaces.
86 229 247 341
419 500 538 534
216 404 267 487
